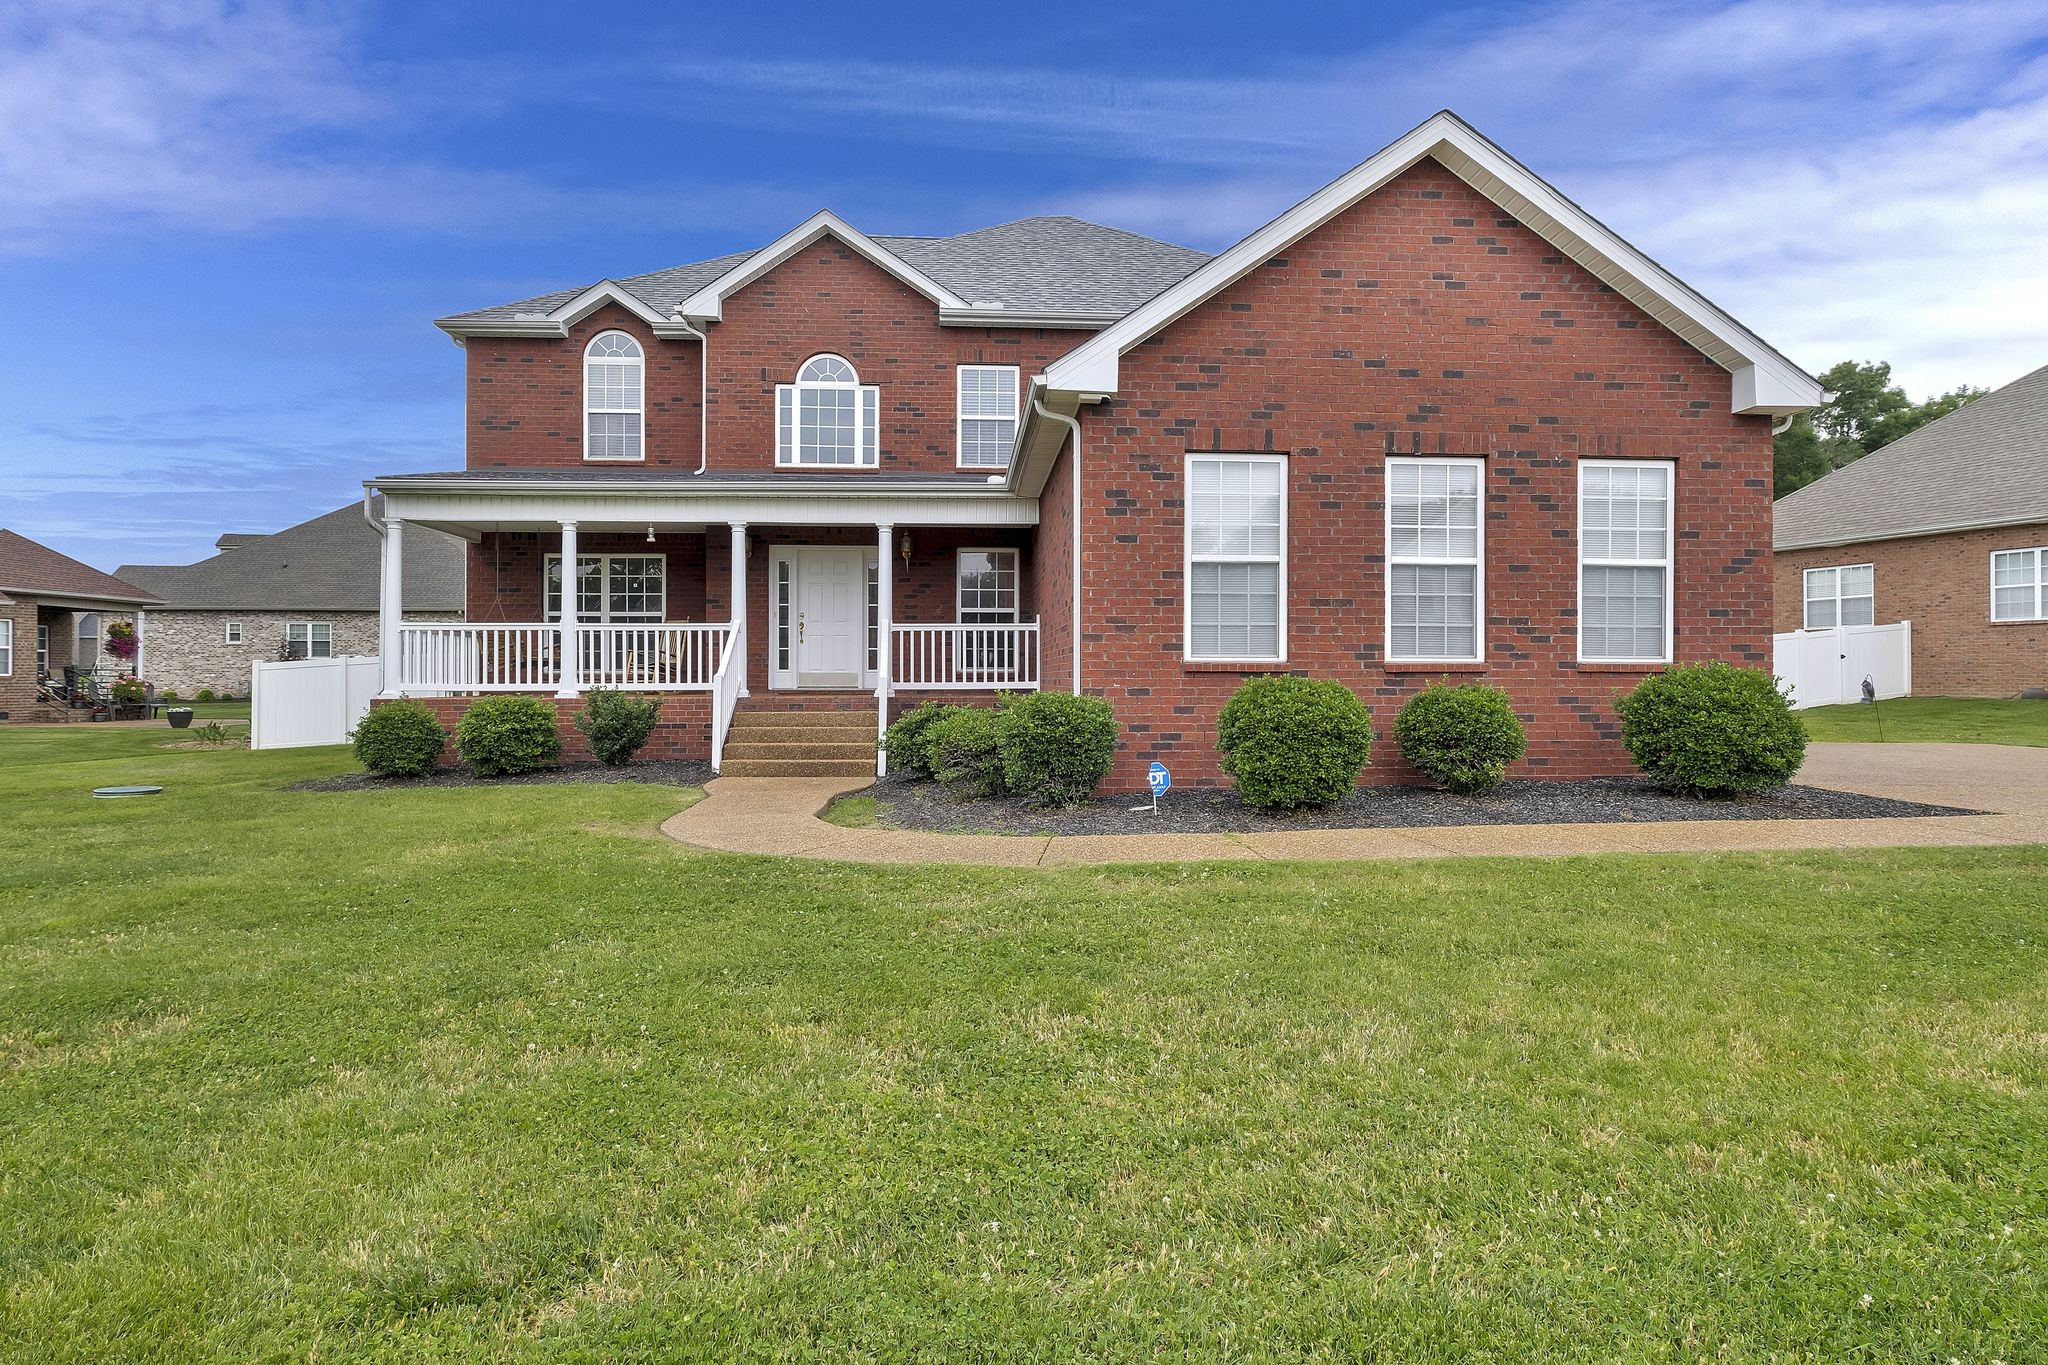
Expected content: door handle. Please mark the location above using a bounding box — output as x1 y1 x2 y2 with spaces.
798 612 806 643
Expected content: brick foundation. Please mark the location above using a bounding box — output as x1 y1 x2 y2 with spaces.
392 693 713 767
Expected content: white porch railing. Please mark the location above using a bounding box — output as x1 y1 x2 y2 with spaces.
710 620 745 772
890 620 1040 690
394 622 734 693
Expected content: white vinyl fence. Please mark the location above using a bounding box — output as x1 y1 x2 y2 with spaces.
250 655 382 749
1773 621 1912 710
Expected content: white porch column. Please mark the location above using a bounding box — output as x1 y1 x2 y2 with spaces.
729 522 749 698
555 520 580 699
133 609 145 679
378 517 404 695
875 522 894 776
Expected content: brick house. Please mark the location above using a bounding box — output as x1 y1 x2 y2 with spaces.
1773 361 2048 697
368 111 1823 786
0 530 159 723
118 499 466 697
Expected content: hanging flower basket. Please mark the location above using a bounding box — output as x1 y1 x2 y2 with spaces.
105 620 139 662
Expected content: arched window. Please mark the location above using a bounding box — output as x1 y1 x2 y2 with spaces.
76 612 101 666
776 353 878 466
584 331 644 461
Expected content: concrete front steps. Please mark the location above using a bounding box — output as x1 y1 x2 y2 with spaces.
720 703 878 778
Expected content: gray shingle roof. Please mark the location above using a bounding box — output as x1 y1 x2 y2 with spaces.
117 498 466 612
1774 362 2048 550
0 530 159 604
440 217 1209 325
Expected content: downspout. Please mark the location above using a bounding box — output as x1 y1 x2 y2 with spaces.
1031 398 1084 695
671 315 711 474
1770 414 1797 436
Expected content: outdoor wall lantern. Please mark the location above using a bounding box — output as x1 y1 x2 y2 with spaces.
899 530 913 572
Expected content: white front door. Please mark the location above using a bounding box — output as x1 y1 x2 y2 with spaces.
781 547 871 688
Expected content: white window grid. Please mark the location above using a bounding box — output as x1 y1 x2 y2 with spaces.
777 353 879 467
1577 460 1673 663
1991 547 2047 622
0 618 11 677
1184 454 1287 662
957 549 1020 622
1802 564 1874 630
957 365 1020 469
287 622 332 658
224 621 243 644
584 331 645 462
1386 457 1484 661
544 554 667 624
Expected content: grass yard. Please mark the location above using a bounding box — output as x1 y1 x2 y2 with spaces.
2 727 2045 1361
1801 696 2048 746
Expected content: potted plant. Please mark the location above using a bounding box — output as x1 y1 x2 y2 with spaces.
166 707 194 728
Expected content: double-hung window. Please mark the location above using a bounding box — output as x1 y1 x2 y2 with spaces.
1186 454 1286 661
1387 457 1483 660
0 619 11 677
287 622 332 658
584 331 644 461
1578 460 1672 663
1992 547 2048 621
76 613 101 665
1802 564 1873 629
545 555 667 624
777 354 879 466
224 621 244 644
957 366 1019 469
37 622 49 676
957 549 1020 623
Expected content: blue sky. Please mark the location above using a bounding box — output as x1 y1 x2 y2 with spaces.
4 0 2046 570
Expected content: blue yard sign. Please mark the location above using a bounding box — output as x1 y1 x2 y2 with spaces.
1147 762 1172 795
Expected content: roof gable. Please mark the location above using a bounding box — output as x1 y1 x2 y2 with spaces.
1041 111 1823 417
675 211 968 321
1773 362 2048 550
0 530 158 605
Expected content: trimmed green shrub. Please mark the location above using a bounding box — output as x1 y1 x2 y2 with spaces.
351 700 446 777
1395 682 1527 795
881 701 961 780
1000 691 1119 807
194 688 217 703
574 689 662 766
1615 663 1806 796
928 704 1012 797
455 695 563 776
1217 675 1374 810
158 689 182 704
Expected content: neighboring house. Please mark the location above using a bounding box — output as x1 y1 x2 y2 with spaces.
368 111 1823 787
1774 362 2048 697
0 530 160 723
117 498 467 697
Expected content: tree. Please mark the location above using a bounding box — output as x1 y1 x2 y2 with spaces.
1772 359 1987 498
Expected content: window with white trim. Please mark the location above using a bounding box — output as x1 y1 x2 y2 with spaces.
584 331 644 461
1387 458 1483 660
224 620 243 644
37 622 49 676
76 612 101 665
1578 460 1672 662
544 555 666 623
1186 455 1286 661
0 619 11 677
958 549 1019 622
1802 564 1873 629
957 365 1019 469
287 622 332 659
1992 547 2048 621
776 354 878 466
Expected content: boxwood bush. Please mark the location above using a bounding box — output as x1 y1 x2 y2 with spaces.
455 695 563 776
1217 675 1374 810
350 699 446 777
574 689 662 765
928 704 1012 797
1000 691 1119 807
881 701 961 780
1395 681 1527 795
1615 663 1806 796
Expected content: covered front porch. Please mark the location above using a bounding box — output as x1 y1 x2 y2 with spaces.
370 474 1049 773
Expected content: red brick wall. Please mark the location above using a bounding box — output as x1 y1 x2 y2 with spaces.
1078 157 1776 791
1774 522 2048 696
393 693 712 766
464 241 1091 476
468 531 708 624
1035 443 1077 694
0 596 38 721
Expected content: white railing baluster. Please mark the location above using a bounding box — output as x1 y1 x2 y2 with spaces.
885 620 1040 691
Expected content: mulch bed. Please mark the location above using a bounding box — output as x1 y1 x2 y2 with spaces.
859 774 1974 836
290 759 712 793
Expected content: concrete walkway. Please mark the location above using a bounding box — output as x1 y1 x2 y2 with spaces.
660 742 2048 866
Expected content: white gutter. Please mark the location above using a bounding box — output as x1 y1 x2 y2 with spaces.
668 314 712 474
1032 397 1085 694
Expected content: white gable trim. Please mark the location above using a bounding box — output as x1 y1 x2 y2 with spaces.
436 280 683 341
675 210 969 322
1042 111 1823 417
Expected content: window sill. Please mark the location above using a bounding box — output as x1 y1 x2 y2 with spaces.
1184 660 1292 674
1573 661 1668 673
1383 660 1489 674
1988 617 2046 627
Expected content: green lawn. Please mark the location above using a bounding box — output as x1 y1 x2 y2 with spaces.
1801 696 2048 746
2 728 2044 1361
